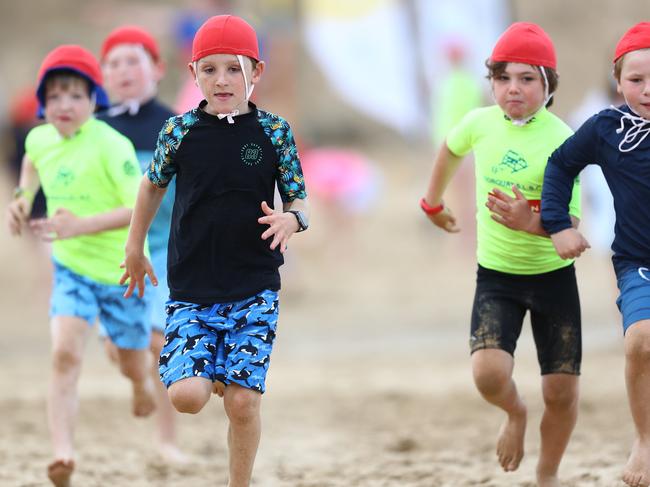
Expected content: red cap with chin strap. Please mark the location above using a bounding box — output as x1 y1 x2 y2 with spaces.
614 22 650 63
191 15 259 62
101 25 160 62
490 22 556 69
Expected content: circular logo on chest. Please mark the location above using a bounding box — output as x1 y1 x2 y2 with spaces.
241 143 263 166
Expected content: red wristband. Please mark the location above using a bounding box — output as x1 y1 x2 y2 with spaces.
420 197 444 215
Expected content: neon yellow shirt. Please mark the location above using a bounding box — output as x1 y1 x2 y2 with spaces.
446 105 580 274
25 118 142 284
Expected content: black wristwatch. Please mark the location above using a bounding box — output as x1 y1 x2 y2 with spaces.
286 210 308 232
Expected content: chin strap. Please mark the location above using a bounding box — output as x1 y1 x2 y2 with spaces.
508 67 554 126
611 104 650 153
107 99 141 117
215 55 254 124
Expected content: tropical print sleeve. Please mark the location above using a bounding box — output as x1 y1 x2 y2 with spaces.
258 111 307 202
147 111 200 188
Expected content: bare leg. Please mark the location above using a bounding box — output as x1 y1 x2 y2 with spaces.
47 316 89 486
472 349 527 472
623 321 650 487
224 384 262 487
116 348 156 417
168 376 213 413
150 331 186 462
536 374 579 487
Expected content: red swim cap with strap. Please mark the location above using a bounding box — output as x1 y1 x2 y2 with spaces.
101 25 160 62
191 15 259 62
614 22 650 63
490 22 556 69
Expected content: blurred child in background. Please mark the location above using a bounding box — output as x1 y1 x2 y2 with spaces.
99 24 185 463
5 45 154 487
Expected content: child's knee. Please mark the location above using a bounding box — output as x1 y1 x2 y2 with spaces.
168 379 211 414
224 386 260 424
51 346 83 373
473 364 510 396
625 326 650 362
117 349 150 380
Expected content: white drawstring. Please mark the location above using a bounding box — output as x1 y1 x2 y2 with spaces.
217 109 239 124
612 104 650 152
107 99 140 117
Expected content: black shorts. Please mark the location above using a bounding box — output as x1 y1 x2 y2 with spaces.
470 264 581 375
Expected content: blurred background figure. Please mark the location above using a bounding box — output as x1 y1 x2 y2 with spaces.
429 37 485 251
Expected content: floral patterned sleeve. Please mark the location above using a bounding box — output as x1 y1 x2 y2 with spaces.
147 111 199 188
258 111 307 202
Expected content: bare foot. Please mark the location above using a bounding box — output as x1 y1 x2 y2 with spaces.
536 471 560 487
212 380 225 397
47 458 74 487
133 378 156 417
496 405 527 472
158 443 189 464
623 439 650 487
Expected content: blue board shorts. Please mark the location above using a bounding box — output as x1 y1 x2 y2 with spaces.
51 260 151 350
160 289 279 393
617 266 650 333
98 249 168 339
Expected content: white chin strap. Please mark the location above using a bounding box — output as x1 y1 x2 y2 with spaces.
107 99 141 117
508 66 553 127
612 101 650 152
216 55 254 124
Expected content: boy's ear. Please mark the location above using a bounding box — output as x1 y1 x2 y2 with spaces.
188 62 197 81
251 60 265 84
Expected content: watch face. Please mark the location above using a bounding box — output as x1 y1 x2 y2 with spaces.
292 210 308 231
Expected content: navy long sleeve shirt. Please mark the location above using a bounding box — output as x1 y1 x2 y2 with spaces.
541 105 650 277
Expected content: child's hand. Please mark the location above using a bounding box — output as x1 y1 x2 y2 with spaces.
258 201 298 253
427 206 460 233
6 197 30 236
120 250 158 299
486 186 534 232
30 208 84 241
550 228 591 259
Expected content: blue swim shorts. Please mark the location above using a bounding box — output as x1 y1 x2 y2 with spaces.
98 249 167 339
616 266 650 333
51 260 152 350
159 289 279 393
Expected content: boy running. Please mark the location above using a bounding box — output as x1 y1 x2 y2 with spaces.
121 15 309 487
98 25 185 462
5 45 154 487
534 22 650 487
422 23 581 487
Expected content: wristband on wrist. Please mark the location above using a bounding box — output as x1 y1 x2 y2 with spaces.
419 197 444 215
13 187 34 203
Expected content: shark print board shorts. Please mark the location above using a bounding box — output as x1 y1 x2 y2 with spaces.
159 289 279 393
50 260 152 350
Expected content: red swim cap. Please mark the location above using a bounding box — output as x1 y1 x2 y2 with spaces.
101 25 160 62
614 22 650 63
490 22 556 69
36 45 110 116
191 15 259 62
